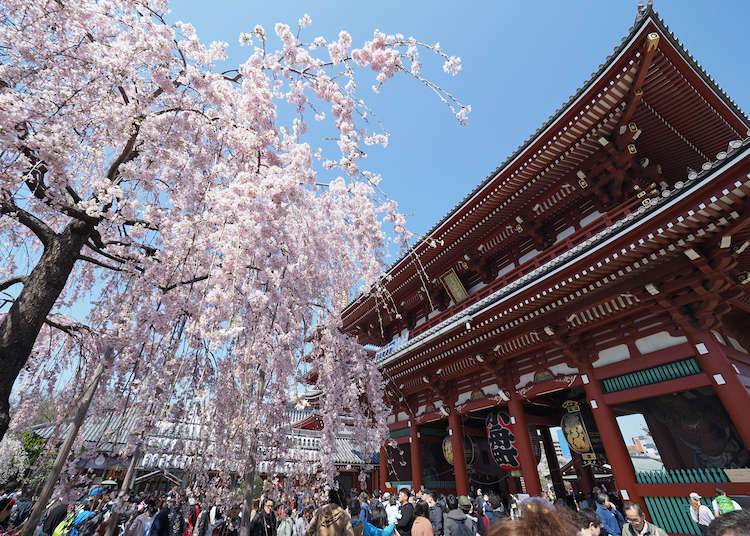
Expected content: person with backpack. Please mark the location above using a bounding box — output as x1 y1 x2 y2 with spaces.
442 497 473 536
42 498 69 536
712 488 741 517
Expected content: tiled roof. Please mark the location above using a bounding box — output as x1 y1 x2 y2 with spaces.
29 408 372 472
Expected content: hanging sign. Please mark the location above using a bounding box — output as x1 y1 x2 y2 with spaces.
440 268 469 303
561 400 607 466
486 411 520 470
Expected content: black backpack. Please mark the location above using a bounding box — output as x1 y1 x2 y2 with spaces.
454 518 474 536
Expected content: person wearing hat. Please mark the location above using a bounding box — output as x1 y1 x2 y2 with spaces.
689 493 714 535
442 496 474 536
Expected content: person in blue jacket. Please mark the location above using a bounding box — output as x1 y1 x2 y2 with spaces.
349 500 395 536
595 493 624 536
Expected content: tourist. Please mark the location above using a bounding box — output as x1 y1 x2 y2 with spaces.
689 493 715 535
595 493 624 536
411 501 433 536
487 498 577 536
278 506 295 536
395 489 415 536
421 491 442 536
305 490 352 536
151 498 173 536
365 501 395 536
359 493 371 525
125 500 156 536
484 495 506 526
508 495 519 521
442 496 473 536
42 497 69 536
711 489 741 517
251 499 278 536
169 494 186 536
465 500 484 536
295 506 311 536
385 496 399 526
621 503 667 536
574 509 602 536
707 509 750 536
0 497 15 528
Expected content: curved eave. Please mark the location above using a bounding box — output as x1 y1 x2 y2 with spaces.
341 6 750 330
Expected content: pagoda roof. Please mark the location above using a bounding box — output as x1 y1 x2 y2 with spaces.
380 138 750 393
342 4 750 330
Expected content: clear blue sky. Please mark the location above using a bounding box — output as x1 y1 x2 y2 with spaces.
171 0 750 248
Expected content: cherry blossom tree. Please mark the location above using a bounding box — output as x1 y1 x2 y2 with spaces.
0 0 467 509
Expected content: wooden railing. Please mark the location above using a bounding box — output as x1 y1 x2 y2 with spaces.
644 496 710 536
602 358 702 393
636 467 729 484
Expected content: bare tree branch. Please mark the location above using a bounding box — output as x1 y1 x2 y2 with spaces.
159 274 209 293
0 276 26 292
0 199 56 247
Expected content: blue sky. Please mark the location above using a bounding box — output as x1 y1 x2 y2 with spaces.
167 0 749 450
171 0 750 248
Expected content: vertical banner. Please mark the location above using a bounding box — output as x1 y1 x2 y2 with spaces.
486 411 520 470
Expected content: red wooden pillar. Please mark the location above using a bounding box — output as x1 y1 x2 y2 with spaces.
571 450 594 494
540 426 565 499
448 409 469 496
508 395 542 496
581 366 644 511
409 420 423 491
695 333 750 450
379 444 388 491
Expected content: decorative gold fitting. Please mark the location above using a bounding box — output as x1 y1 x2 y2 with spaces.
634 88 644 96
637 190 646 198
628 122 638 132
515 224 523 233
647 33 660 51
578 178 588 189
627 144 637 154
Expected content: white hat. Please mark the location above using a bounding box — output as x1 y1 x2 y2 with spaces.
689 492 701 500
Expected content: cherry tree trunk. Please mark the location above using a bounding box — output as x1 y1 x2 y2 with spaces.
104 445 142 536
239 460 257 536
0 220 92 440
21 349 111 536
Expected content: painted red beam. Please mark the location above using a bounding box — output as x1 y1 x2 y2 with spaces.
635 482 750 498
602 375 710 406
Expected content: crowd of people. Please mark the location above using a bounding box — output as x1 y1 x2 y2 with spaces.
0 483 748 536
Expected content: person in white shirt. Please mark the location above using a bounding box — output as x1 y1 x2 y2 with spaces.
385 496 400 526
712 488 742 517
688 493 714 536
